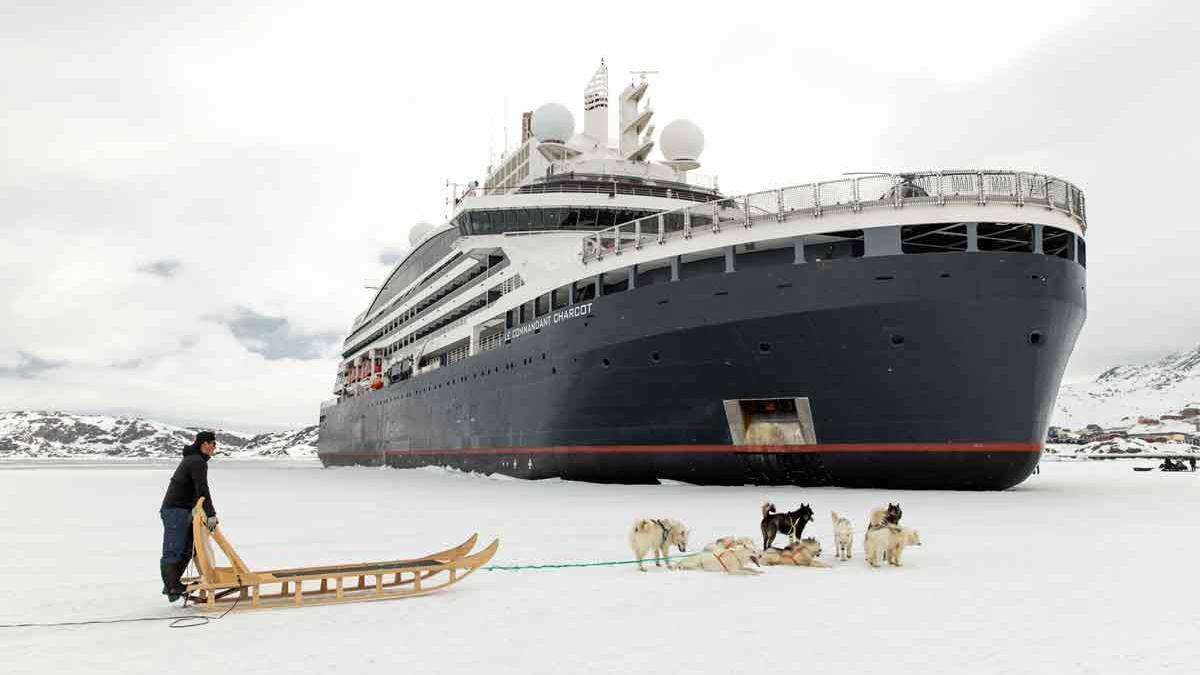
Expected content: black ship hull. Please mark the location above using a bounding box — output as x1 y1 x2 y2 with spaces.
318 251 1085 489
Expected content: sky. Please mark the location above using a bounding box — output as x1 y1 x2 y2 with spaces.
2 0 1197 431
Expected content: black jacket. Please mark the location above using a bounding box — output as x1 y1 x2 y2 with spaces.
161 443 216 517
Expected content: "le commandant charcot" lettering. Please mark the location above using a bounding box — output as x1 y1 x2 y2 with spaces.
504 302 593 341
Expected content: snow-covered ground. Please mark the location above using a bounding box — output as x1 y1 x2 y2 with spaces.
1 461 1195 675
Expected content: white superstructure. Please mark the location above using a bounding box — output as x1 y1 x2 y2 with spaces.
336 62 718 395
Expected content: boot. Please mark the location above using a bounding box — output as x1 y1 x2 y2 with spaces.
160 560 187 601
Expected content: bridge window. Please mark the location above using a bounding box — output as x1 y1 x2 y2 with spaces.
457 207 659 235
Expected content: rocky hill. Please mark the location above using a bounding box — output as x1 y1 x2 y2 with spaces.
0 411 317 459
1054 344 1200 428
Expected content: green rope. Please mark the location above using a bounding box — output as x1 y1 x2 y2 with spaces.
484 553 697 571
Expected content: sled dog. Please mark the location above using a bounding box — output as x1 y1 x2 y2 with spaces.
865 525 922 567
760 502 815 550
675 542 761 575
629 518 690 571
868 503 903 529
831 512 854 561
706 536 756 552
761 538 831 568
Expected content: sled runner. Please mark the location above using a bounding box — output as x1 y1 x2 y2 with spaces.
183 498 499 612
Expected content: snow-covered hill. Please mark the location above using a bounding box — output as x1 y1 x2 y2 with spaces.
0 411 317 459
1054 344 1200 428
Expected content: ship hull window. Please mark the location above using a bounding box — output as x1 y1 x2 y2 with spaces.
602 272 629 295
636 265 671 287
552 286 570 310
1042 227 1074 260
901 223 968 254
573 279 597 302
977 223 1033 253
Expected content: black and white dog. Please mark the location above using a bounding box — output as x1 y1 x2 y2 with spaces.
760 502 814 550
868 503 903 529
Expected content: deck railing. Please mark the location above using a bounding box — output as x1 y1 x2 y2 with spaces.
580 170 1086 263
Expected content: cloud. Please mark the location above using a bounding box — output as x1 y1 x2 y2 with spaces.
378 249 406 267
220 307 340 361
137 260 181 278
0 352 65 379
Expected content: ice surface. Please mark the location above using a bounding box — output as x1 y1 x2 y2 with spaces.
0 460 1194 674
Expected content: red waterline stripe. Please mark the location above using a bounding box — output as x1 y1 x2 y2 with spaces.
320 442 1042 459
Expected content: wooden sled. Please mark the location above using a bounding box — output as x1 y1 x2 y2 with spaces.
183 498 499 612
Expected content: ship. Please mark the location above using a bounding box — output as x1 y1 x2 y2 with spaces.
316 62 1088 489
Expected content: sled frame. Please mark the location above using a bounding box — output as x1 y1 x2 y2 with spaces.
184 498 499 612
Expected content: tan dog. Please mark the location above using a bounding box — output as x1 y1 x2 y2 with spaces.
831 512 854 561
865 525 922 567
761 538 831 567
675 542 761 575
629 518 690 571
706 536 756 552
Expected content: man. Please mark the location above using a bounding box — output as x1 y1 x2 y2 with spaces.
159 430 219 601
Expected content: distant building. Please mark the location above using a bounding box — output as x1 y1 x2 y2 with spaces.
1047 426 1083 443
1125 418 1196 444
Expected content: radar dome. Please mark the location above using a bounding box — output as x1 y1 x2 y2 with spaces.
660 119 705 161
408 221 434 247
531 103 575 144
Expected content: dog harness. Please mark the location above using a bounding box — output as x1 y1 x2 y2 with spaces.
652 519 670 547
782 548 806 566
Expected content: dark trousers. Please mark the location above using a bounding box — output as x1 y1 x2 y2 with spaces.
160 507 193 565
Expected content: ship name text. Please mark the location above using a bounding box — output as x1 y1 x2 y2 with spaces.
505 303 593 341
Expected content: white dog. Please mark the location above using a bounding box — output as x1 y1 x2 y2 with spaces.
831 512 854 561
675 541 762 575
629 518 690 571
865 525 922 567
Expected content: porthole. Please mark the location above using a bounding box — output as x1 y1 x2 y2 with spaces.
601 358 611 369
650 352 662 364
1028 330 1045 347
758 343 772 354
890 334 905 347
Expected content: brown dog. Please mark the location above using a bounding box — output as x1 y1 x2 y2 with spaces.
761 538 831 568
